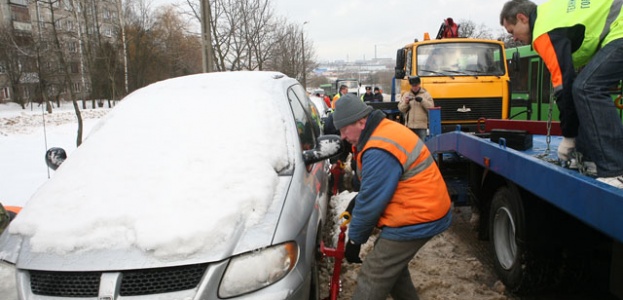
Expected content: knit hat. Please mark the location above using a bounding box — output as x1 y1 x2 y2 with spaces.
333 94 373 130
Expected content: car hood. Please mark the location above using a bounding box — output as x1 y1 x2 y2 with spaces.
1 176 292 271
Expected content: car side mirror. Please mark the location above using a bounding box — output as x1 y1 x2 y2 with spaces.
45 147 67 171
303 135 343 165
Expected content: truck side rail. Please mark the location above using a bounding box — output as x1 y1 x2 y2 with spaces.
426 130 623 243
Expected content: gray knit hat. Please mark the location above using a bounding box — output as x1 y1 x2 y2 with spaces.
333 94 373 130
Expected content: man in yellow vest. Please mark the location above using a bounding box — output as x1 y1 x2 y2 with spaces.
331 85 349 109
500 0 623 188
332 94 452 299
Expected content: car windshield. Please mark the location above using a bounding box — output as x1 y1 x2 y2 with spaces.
340 81 359 89
416 42 506 77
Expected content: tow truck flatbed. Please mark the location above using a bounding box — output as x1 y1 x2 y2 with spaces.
426 127 623 244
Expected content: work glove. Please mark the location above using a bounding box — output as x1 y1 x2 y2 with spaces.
345 195 356 216
415 97 423 102
345 240 362 263
557 137 576 161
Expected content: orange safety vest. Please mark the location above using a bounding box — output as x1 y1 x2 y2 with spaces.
356 119 450 227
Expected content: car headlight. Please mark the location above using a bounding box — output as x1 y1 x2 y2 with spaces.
219 242 298 298
0 259 17 299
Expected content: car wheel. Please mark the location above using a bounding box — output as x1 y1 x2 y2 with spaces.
308 231 322 300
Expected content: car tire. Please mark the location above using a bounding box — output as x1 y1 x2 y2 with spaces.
308 230 322 300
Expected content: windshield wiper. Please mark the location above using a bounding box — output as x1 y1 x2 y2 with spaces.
420 69 455 79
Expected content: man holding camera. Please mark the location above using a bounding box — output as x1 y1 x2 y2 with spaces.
398 76 435 141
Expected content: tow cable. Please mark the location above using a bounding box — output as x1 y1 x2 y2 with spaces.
320 211 351 300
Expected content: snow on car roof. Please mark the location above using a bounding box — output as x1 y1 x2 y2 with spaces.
9 71 296 259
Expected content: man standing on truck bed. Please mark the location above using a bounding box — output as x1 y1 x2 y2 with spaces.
500 0 623 188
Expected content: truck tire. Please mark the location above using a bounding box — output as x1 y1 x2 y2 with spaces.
489 186 554 294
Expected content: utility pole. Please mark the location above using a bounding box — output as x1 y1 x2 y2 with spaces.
116 0 128 94
301 21 308 90
200 0 214 72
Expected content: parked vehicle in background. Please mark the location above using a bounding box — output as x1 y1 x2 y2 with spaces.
332 79 360 98
0 71 342 300
319 83 333 97
394 29 511 132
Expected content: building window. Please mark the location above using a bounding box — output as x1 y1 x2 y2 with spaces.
68 41 78 53
70 62 80 74
9 0 28 6
1 87 10 100
64 0 73 11
103 27 112 37
103 9 112 20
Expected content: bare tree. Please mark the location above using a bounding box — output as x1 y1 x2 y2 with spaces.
37 0 85 145
458 19 495 40
0 25 33 109
151 6 202 76
182 0 313 75
267 22 301 78
496 29 525 48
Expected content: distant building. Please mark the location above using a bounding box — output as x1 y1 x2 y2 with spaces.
0 0 119 104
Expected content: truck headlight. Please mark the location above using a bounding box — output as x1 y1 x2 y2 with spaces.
0 259 17 299
219 242 298 298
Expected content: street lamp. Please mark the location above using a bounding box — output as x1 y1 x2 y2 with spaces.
302 21 308 90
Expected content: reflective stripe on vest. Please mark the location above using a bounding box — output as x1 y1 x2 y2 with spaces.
356 119 451 227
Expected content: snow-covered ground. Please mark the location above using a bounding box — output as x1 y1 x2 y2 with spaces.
1 102 110 207
0 101 514 300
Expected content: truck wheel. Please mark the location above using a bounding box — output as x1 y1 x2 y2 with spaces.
489 186 553 294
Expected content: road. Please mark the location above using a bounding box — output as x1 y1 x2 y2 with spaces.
320 198 618 300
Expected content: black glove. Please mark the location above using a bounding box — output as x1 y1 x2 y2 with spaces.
415 97 423 102
345 240 362 263
345 195 356 216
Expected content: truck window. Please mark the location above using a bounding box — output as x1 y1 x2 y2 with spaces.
417 43 505 77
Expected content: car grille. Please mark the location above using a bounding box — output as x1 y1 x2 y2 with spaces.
437 97 503 122
30 270 100 297
29 263 208 297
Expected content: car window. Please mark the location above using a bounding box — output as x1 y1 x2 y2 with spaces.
288 86 318 152
293 85 323 137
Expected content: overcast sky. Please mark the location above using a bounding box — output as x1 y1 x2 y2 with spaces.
152 0 546 62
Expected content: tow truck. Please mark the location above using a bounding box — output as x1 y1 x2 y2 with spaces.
424 106 623 297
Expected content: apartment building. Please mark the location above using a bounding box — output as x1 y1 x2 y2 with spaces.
0 0 119 104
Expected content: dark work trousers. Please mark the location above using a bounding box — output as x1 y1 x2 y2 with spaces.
352 236 431 300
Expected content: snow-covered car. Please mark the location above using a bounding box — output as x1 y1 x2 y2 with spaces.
0 72 342 299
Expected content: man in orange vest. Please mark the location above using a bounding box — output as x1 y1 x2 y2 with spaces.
332 94 452 300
